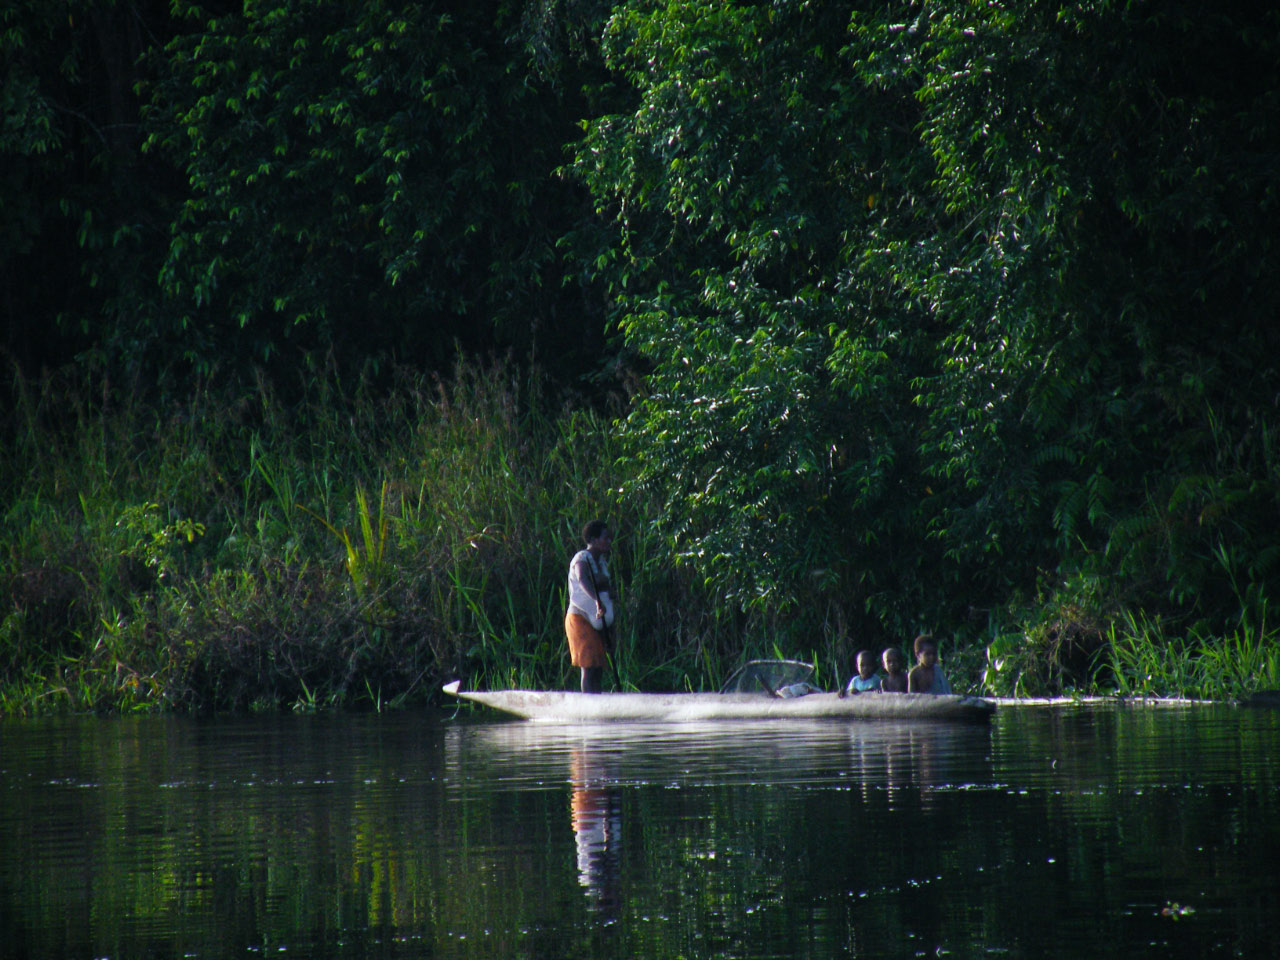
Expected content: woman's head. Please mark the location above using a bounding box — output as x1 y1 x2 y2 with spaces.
582 519 609 543
582 519 612 554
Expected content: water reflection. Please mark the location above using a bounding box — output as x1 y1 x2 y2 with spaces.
446 717 993 794
569 743 623 918
3 706 1277 960
840 721 992 812
445 716 996 934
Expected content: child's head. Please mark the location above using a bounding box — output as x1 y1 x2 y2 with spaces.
882 647 905 674
913 634 939 666
856 650 877 678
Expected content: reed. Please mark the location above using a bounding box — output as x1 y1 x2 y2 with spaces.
4 355 810 714
17 354 1093 714
7 357 1272 713
1105 605 1279 701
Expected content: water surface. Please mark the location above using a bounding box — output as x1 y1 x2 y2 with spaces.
2 703 1276 958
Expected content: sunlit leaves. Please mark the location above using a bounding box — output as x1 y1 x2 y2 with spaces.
572 1 936 623
573 0 1280 640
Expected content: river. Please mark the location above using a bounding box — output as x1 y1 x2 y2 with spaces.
1 702 1277 958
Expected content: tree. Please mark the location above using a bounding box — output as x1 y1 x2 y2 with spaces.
873 1 1280 627
571 0 945 633
571 0 1280 639
1 0 173 373
140 0 609 376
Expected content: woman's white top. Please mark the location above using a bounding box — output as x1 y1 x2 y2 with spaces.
567 549 614 630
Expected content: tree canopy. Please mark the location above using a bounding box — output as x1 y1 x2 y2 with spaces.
140 0 608 369
570 0 1280 639
3 0 613 379
4 0 1278 647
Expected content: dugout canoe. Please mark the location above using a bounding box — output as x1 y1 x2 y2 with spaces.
442 682 995 723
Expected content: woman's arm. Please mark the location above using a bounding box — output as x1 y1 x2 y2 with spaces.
575 558 607 615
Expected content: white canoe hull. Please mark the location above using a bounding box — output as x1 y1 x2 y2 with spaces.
443 683 995 723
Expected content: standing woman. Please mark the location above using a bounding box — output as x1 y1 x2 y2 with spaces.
565 520 614 693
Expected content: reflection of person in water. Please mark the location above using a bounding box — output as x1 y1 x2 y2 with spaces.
570 744 622 918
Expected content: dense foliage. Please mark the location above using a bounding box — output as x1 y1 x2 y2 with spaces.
3 0 1278 708
139 0 610 369
572 0 1280 669
2 0 612 379
1 0 171 370
2 359 831 713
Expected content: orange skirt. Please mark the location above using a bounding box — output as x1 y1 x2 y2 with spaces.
565 612 608 668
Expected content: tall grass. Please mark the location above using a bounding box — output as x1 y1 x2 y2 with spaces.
977 562 1279 701
1105 607 1280 700
1099 540 1280 700
1 356 846 714
6 358 1275 713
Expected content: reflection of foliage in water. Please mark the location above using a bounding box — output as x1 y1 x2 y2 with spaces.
3 709 1278 957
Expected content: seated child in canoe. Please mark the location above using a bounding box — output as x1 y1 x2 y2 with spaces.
845 649 883 695
907 634 952 694
880 647 908 692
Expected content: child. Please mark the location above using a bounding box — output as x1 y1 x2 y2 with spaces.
845 649 883 694
879 647 908 692
907 634 952 694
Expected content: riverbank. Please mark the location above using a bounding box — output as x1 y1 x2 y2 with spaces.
3 360 1276 715
0 359 851 714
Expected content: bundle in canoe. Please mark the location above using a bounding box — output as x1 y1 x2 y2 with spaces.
443 660 995 724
